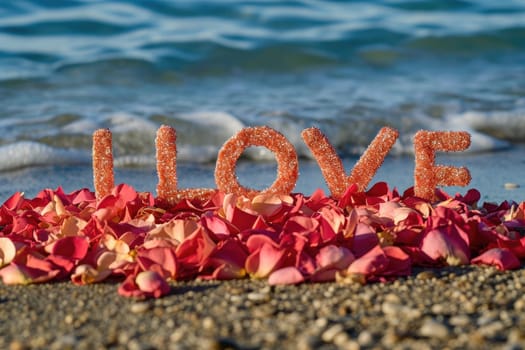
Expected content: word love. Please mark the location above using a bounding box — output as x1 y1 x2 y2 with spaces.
93 126 471 204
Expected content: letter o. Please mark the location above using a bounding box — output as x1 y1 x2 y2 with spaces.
215 126 299 198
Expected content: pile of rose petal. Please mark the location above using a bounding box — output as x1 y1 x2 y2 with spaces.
0 182 524 299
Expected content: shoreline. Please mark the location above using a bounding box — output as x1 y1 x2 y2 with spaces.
1 265 524 349
2 146 525 204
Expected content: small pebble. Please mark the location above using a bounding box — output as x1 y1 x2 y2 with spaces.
449 315 471 327
514 298 525 311
416 270 437 280
478 321 505 339
419 318 450 339
202 317 215 331
333 334 359 350
321 324 344 343
9 341 26 350
64 314 74 325
247 292 269 302
130 302 151 314
315 317 328 329
357 330 373 346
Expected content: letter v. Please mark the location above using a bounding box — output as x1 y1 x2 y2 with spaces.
301 127 399 198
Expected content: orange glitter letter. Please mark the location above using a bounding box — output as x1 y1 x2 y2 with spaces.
215 126 299 198
92 129 114 199
156 125 215 205
414 131 471 201
301 127 399 197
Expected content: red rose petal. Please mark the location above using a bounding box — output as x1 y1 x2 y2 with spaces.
51 236 89 261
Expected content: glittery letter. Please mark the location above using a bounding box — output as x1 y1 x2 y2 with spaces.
301 127 399 197
414 131 471 201
215 126 299 198
156 126 178 204
156 125 215 205
301 128 347 197
348 127 399 192
93 129 114 199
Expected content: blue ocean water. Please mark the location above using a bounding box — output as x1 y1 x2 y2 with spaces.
1 0 525 200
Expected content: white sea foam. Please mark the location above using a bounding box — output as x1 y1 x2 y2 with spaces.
106 112 158 133
173 111 245 145
440 110 525 152
113 145 219 167
61 119 99 134
446 110 525 142
0 108 524 172
176 111 244 132
0 141 90 171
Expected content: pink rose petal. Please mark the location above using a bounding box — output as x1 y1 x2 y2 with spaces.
268 266 304 285
282 215 319 236
347 245 388 275
471 248 521 270
382 246 411 276
0 264 28 284
245 243 286 278
0 237 16 267
352 223 379 257
316 245 354 270
420 226 470 266
0 263 60 284
71 264 112 285
204 239 248 279
176 227 216 267
137 246 178 279
118 271 170 299
136 271 170 295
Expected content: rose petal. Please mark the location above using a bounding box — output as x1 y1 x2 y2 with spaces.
382 246 411 276
136 271 170 295
2 191 24 211
352 223 379 257
204 239 248 279
245 243 286 278
347 245 388 275
118 271 170 299
175 227 216 267
0 237 16 267
268 266 304 285
316 245 355 270
51 236 89 261
251 194 292 217
0 263 60 284
245 234 279 252
202 213 232 237
282 215 319 236
71 264 112 285
137 246 178 279
420 226 470 266
0 264 28 284
471 248 521 270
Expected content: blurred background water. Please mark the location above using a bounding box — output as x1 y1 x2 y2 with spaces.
1 0 525 201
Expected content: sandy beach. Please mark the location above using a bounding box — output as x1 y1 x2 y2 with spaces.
2 1 525 349
1 266 525 349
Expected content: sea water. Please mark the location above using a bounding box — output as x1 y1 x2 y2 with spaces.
1 0 525 202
